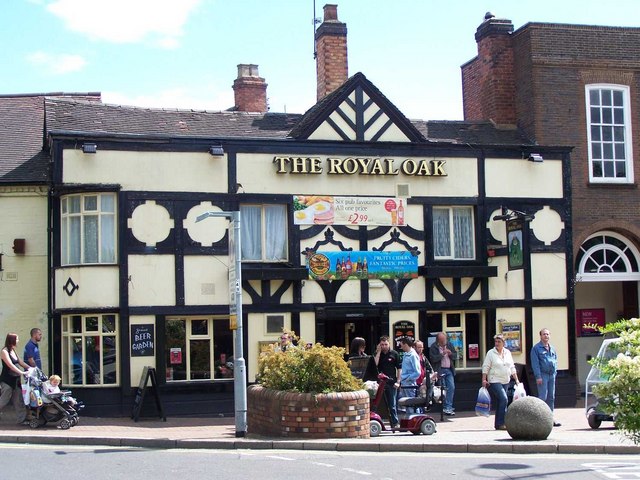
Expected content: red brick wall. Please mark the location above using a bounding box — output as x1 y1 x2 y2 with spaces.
233 78 267 113
510 24 640 250
247 385 370 439
316 33 348 101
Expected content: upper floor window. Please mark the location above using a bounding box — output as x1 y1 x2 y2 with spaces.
433 206 475 260
240 204 288 262
61 193 117 265
586 85 634 184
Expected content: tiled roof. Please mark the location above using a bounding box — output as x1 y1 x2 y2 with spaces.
45 98 302 139
0 93 100 183
2 90 537 185
416 120 535 146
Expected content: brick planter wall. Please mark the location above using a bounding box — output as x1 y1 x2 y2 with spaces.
247 385 370 439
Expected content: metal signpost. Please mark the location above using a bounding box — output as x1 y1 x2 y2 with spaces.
195 210 246 437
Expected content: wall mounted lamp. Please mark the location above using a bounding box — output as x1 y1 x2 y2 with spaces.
493 206 535 222
527 153 543 163
209 145 225 156
82 143 97 154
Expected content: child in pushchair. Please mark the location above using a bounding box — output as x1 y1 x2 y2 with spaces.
24 369 81 429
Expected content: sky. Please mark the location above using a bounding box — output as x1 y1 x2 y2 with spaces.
2 0 639 121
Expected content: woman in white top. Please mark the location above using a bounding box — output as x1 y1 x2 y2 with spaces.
481 334 520 430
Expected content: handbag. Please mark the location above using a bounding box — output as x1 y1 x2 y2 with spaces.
513 382 527 401
475 386 491 417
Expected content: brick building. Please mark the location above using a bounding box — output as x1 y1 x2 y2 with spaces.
462 13 640 387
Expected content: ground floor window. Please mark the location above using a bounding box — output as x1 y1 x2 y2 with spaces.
424 311 484 369
165 316 233 381
61 314 118 386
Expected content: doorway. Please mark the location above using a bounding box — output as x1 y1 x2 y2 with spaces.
315 307 383 356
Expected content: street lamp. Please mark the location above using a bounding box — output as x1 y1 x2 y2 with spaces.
195 210 246 437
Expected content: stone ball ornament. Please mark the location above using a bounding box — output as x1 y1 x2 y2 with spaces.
505 396 553 440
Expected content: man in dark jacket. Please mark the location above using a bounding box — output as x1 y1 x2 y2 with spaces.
429 332 456 416
374 335 401 428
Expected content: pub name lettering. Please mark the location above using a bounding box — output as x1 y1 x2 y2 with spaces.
273 156 447 176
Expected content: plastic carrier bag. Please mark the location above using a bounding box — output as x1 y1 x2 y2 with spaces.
475 387 491 417
513 383 527 401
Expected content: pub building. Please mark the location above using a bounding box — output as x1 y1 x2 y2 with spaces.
39 5 574 415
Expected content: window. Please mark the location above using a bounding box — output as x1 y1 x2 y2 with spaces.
165 317 233 381
433 207 475 259
576 231 640 281
61 314 118 386
425 311 484 369
240 204 287 262
586 85 633 183
61 193 117 265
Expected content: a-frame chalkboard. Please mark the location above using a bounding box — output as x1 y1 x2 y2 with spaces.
132 366 166 422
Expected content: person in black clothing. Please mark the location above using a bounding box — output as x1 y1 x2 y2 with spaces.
0 333 29 425
374 335 401 428
349 337 367 358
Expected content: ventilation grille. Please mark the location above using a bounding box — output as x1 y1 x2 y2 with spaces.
396 183 410 198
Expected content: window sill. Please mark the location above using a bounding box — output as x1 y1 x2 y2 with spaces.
587 182 637 189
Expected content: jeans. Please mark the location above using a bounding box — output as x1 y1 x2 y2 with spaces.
489 382 509 428
439 368 455 412
537 372 556 412
383 383 399 426
400 384 417 414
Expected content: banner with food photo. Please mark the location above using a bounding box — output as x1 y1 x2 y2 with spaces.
293 195 406 226
306 250 418 281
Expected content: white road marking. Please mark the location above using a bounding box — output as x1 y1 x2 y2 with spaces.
582 462 640 479
311 462 335 467
342 467 372 476
266 455 295 461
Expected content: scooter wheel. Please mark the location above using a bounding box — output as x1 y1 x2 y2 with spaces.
29 419 39 429
70 417 79 427
59 419 71 430
420 419 436 435
370 420 382 437
587 409 602 429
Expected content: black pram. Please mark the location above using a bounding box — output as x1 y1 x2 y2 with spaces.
24 368 82 430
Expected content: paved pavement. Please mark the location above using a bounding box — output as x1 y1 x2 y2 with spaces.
0 407 637 454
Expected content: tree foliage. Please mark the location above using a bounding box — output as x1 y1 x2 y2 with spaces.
591 318 640 444
257 332 363 394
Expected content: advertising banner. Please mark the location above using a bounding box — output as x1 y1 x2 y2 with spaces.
293 195 406 226
576 308 605 337
306 250 418 280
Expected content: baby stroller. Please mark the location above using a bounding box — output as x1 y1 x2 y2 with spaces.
24 368 81 430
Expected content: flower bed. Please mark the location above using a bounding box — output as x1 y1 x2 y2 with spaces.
247 384 370 438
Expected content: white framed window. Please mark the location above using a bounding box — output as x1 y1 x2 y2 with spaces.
433 207 475 260
61 193 117 265
61 314 119 386
586 84 634 184
240 204 288 262
165 317 233 381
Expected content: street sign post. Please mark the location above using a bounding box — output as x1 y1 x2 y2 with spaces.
195 210 246 437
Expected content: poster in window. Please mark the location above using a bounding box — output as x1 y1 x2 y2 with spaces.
507 218 524 271
468 343 479 359
169 348 182 364
447 331 464 361
500 322 522 353
576 308 605 337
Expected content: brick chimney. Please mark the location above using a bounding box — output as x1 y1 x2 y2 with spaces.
232 64 268 112
461 13 516 124
315 4 348 101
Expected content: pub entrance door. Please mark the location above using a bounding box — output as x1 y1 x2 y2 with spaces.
316 307 384 356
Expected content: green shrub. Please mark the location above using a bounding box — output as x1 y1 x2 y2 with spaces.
257 332 363 394
591 318 640 445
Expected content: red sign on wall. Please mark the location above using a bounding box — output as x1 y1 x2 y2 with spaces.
576 308 605 337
